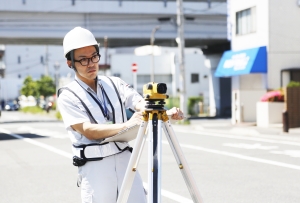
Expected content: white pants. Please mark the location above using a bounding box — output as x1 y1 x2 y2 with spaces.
78 150 147 203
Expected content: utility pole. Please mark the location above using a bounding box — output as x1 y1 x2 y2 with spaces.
150 26 160 82
176 0 187 116
44 45 49 76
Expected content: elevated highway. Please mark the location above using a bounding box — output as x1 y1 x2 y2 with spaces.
0 0 228 52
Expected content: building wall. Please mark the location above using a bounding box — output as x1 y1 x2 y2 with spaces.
185 53 210 99
0 79 23 101
230 0 300 90
229 0 269 91
230 0 269 51
205 54 222 116
268 0 300 89
229 0 269 122
4 45 72 80
229 0 300 122
3 44 212 105
110 47 211 108
110 53 174 94
2 44 114 100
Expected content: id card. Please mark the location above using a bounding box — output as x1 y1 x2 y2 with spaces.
105 121 113 124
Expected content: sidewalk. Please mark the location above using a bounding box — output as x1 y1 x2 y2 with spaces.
6 111 299 142
183 118 300 142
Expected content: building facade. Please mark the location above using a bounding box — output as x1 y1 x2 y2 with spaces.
215 0 300 123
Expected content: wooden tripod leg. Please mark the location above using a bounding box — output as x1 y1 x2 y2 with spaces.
117 121 148 203
162 120 204 203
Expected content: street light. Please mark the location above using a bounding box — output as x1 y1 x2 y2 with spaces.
54 62 60 110
150 26 160 82
54 62 60 88
176 0 187 116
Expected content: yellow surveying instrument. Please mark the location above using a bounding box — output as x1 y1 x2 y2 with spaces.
117 82 203 203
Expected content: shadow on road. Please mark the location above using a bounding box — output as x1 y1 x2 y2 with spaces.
0 133 48 141
0 120 61 124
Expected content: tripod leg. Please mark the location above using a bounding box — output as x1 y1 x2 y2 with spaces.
117 121 148 203
163 121 204 203
152 114 159 203
148 112 163 203
147 119 154 203
157 119 162 203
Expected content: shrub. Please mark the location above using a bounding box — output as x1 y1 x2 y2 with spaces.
165 96 180 110
188 96 203 116
56 111 62 120
21 106 44 114
287 81 300 87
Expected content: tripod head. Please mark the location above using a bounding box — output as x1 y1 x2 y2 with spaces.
143 82 169 110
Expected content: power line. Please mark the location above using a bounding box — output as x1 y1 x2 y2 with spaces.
5 58 66 74
5 62 42 74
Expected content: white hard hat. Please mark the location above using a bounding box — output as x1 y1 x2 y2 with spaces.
63 27 99 58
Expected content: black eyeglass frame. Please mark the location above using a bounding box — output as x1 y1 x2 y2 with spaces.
73 53 101 66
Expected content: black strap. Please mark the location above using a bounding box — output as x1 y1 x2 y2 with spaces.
72 142 132 166
106 76 125 122
99 82 116 123
75 80 110 121
58 87 97 124
114 142 133 153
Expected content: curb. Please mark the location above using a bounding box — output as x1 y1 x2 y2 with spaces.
172 124 300 143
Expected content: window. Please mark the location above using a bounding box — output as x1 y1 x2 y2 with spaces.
236 7 256 35
113 73 121 77
137 75 151 84
154 74 172 83
191 73 199 83
137 74 172 84
18 56 21 64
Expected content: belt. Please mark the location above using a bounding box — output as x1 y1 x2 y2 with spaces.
73 141 131 161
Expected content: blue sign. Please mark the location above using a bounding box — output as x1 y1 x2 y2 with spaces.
215 46 267 77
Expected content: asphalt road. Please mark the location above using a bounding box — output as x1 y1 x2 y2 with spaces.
1 111 300 203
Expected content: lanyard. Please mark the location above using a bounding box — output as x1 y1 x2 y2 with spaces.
98 82 109 120
75 79 110 121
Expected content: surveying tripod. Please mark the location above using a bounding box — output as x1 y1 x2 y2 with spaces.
117 82 203 203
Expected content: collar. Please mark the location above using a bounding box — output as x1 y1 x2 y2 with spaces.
75 75 99 92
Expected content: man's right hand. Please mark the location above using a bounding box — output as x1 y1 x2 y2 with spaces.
125 112 143 128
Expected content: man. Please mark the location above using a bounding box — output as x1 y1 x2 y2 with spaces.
58 27 184 203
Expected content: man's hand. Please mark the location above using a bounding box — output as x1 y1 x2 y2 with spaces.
125 112 143 128
166 107 184 120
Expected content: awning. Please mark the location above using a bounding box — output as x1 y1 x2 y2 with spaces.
215 46 267 77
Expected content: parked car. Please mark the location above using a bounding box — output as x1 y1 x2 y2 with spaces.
4 100 20 111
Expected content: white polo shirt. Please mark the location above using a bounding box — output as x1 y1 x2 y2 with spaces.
57 75 143 147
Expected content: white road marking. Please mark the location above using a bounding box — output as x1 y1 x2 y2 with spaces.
143 183 193 203
0 128 72 159
223 143 278 150
270 150 300 158
162 141 300 171
17 125 69 139
0 128 193 202
175 129 300 146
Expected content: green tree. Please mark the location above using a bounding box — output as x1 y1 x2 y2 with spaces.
37 75 56 97
21 76 39 96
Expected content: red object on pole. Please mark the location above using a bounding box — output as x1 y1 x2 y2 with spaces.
131 63 138 72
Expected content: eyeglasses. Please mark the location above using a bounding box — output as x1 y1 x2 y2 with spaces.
74 54 101 66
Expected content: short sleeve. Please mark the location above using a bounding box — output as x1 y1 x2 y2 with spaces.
114 77 143 110
57 91 90 129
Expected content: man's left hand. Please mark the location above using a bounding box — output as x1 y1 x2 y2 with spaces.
166 107 184 120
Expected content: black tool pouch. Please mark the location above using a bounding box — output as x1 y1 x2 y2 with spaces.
73 156 87 167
